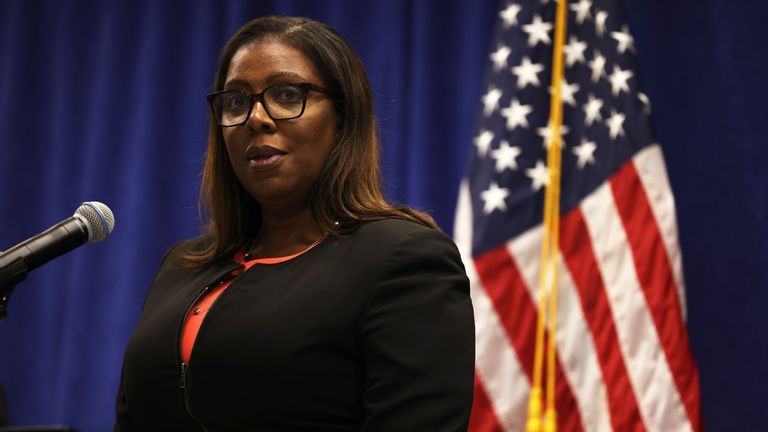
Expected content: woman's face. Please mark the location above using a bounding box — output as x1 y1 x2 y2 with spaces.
221 39 336 211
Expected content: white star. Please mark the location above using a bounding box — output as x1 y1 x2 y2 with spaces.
588 50 606 83
564 36 587 66
491 140 522 172
512 56 545 88
608 65 633 96
611 25 635 53
638 92 651 113
606 110 626 139
551 79 580 106
570 0 592 24
482 86 503 117
522 15 553 47
490 45 512 72
526 160 550 191
499 3 522 28
572 138 597 168
595 10 608 36
536 123 569 149
480 182 510 214
500 98 533 129
474 130 494 157
583 94 604 126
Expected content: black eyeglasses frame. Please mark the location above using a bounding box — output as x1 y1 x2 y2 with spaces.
206 82 334 127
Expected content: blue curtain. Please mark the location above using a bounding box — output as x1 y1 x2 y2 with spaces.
0 0 766 431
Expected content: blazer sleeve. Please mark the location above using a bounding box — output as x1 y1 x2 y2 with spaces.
114 363 138 432
358 227 475 431
113 243 180 432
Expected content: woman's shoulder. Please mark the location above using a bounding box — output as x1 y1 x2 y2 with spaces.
356 217 441 237
349 218 457 255
174 232 215 254
155 233 217 270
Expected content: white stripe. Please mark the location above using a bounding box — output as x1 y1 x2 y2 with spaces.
580 183 691 432
454 180 529 432
470 266 531 432
632 145 687 321
507 227 612 432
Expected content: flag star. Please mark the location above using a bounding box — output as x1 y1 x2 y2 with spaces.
526 160 550 191
512 56 545 88
490 45 512 71
474 130 494 157
499 3 522 28
482 86 503 116
564 36 587 66
583 94 604 126
522 15 553 47
501 98 533 129
480 181 510 214
611 25 635 53
572 138 597 168
588 50 606 83
491 140 522 172
537 123 569 149
608 65 633 96
595 10 608 36
638 92 651 113
606 110 626 139
570 0 592 24
551 79 580 106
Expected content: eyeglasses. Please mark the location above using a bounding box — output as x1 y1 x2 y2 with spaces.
207 82 333 127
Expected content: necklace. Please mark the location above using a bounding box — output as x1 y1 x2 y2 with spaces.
243 231 330 261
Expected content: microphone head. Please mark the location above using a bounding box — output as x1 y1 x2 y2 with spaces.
74 201 116 243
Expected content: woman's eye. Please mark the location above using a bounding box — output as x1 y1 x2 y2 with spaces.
226 94 249 111
271 86 303 104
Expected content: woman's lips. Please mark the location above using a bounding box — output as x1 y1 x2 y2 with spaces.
248 153 285 169
245 145 286 169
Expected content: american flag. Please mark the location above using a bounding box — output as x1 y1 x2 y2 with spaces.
453 1 702 431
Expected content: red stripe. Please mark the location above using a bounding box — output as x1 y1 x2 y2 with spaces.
474 246 584 432
560 207 647 431
610 161 702 431
468 373 505 432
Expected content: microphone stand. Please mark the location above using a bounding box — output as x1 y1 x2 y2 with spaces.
0 254 29 322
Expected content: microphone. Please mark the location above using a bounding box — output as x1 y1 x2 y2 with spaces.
0 202 115 320
0 201 115 272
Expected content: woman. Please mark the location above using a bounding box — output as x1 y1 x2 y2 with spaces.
115 16 474 431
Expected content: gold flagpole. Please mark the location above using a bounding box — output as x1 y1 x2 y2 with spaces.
526 0 568 431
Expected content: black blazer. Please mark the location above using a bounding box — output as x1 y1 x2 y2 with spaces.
115 219 475 431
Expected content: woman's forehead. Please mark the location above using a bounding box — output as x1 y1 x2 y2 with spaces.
226 40 321 88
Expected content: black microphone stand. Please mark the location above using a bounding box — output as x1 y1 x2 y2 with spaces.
0 216 92 322
0 254 29 322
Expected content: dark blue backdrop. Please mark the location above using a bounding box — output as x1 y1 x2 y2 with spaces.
0 1 766 430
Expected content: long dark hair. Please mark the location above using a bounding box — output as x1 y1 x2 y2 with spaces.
183 16 436 266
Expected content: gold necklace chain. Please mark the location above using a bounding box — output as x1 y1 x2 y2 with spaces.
243 231 330 261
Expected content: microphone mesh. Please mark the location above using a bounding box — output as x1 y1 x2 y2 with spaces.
74 201 116 243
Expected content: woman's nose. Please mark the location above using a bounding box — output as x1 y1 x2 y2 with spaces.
246 100 277 132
